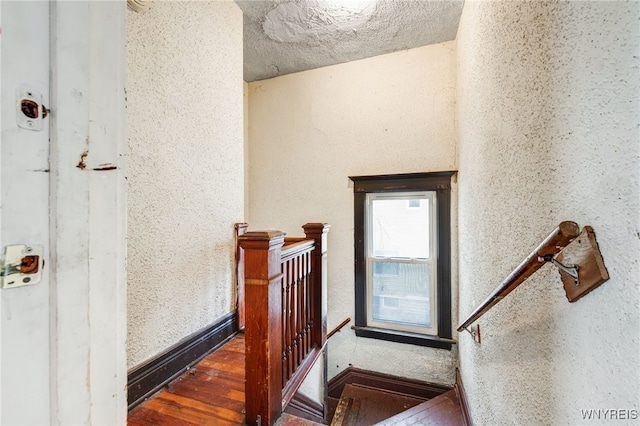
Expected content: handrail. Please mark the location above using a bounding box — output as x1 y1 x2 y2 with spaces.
281 239 315 263
284 237 308 244
327 317 351 339
457 221 580 333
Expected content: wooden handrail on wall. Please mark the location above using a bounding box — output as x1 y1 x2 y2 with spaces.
327 317 351 339
457 221 581 340
238 223 330 426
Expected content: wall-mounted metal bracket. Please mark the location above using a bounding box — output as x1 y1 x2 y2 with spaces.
554 226 609 302
539 254 579 285
462 324 481 344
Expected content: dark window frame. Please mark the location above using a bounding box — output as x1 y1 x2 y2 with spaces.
350 172 456 350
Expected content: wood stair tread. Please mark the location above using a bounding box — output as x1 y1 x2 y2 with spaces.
330 384 425 426
275 412 326 426
373 389 465 426
327 396 340 423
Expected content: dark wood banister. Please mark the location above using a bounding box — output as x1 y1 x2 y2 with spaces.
238 223 329 426
457 221 581 333
281 239 315 262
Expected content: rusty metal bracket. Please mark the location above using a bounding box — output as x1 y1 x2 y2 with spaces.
462 324 481 344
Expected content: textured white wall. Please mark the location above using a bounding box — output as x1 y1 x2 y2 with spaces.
457 1 640 424
247 43 458 385
244 81 250 219
127 1 244 368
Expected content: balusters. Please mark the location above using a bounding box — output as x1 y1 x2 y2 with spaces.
304 223 330 349
300 253 307 359
308 251 315 352
295 257 302 368
282 255 309 385
304 251 312 354
300 252 308 358
282 259 290 384
287 258 294 380
279 244 319 388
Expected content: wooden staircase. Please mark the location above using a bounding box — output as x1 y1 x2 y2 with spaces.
329 383 466 426
374 389 465 425
275 412 325 425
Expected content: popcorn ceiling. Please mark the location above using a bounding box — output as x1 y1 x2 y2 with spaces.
263 0 376 44
236 0 463 81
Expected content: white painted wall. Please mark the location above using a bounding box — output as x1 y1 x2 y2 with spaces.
247 43 459 386
244 81 250 219
51 1 128 423
457 1 640 424
127 1 244 368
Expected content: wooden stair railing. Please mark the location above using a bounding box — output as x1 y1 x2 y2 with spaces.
457 221 580 341
457 221 609 343
239 223 330 426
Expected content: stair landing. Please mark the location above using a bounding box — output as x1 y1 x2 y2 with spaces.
275 413 325 426
330 384 466 426
330 384 425 426
374 389 465 426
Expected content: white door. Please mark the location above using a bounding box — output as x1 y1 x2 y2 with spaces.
0 1 51 424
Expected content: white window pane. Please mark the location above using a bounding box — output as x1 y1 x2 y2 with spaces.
371 261 432 327
371 197 430 259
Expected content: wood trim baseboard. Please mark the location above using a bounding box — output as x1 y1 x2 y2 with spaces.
127 311 238 410
328 367 451 401
456 368 473 426
285 392 326 424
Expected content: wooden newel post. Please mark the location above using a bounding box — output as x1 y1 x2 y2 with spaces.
239 231 285 426
235 223 249 330
303 223 330 348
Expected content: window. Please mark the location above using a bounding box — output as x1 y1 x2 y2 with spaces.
368 192 437 335
350 172 455 350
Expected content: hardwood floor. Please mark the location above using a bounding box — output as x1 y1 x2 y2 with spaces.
128 333 464 425
128 334 247 426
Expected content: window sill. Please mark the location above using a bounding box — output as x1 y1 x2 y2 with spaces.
352 325 455 350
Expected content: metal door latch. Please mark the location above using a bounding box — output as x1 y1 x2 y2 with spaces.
16 87 48 131
1 245 44 289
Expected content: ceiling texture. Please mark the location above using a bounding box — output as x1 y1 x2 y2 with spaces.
235 0 464 82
